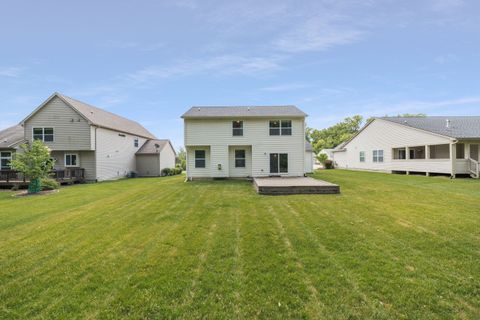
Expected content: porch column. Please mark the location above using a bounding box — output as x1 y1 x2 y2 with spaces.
465 143 470 160
450 142 456 177
406 147 410 160
425 145 430 159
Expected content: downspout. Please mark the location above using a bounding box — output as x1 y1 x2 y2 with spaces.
94 126 98 182
450 139 458 178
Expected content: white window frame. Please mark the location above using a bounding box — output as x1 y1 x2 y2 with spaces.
32 127 55 142
359 151 365 162
195 150 206 168
373 150 384 163
232 121 244 136
270 153 289 174
0 151 13 170
269 120 292 136
234 149 246 168
64 153 79 167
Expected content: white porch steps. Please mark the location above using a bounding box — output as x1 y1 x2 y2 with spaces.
468 158 479 179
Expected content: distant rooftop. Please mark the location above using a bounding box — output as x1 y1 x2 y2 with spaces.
381 116 480 139
136 139 174 155
0 125 24 148
182 106 307 118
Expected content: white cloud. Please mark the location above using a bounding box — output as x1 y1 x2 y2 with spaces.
124 55 284 84
430 0 465 12
99 41 166 52
0 67 25 78
274 16 364 53
434 53 458 64
361 97 480 116
260 83 315 92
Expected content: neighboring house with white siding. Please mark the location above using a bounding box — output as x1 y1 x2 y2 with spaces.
332 117 480 178
182 106 309 180
305 142 314 173
0 92 175 181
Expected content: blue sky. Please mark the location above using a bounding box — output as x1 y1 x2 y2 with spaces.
1 0 479 149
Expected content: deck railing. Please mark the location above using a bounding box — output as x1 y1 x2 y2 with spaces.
0 168 85 183
0 170 26 183
468 158 479 178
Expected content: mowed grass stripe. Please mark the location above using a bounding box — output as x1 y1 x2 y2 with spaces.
0 172 478 319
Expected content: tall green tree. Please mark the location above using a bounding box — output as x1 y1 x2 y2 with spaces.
177 147 186 171
307 115 363 154
11 140 54 193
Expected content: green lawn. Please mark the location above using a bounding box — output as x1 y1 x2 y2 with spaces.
0 171 479 319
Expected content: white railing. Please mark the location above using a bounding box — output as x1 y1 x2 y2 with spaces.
468 158 479 178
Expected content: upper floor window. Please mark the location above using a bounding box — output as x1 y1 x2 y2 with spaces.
359 151 365 162
195 150 206 168
232 121 243 136
1 151 12 170
373 150 384 162
269 120 292 136
33 127 54 142
65 154 79 167
134 138 139 148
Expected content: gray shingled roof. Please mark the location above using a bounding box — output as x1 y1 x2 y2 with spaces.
0 125 25 148
381 116 480 139
182 106 307 118
136 139 174 155
58 93 156 139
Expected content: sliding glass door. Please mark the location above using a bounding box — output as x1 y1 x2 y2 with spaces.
270 153 288 174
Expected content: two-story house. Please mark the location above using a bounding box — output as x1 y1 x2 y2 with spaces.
182 106 309 180
0 92 176 182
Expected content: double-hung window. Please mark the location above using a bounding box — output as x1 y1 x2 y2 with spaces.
195 150 206 168
134 138 139 148
269 120 292 136
65 154 79 167
235 150 246 168
0 152 12 170
373 150 384 162
232 121 243 136
33 127 54 142
359 151 365 162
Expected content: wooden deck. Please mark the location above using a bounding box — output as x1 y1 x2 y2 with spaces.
253 177 340 195
0 169 85 188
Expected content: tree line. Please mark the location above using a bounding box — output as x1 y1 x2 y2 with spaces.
306 114 426 155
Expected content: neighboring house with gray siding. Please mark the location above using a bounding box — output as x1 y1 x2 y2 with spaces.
135 139 176 177
182 105 309 180
0 92 175 181
333 117 480 178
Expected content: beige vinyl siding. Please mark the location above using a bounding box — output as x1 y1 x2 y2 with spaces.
186 146 211 178
333 119 455 174
185 118 305 178
95 127 148 181
228 146 252 178
305 150 313 173
136 154 160 176
50 150 96 181
159 143 176 171
24 96 92 150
